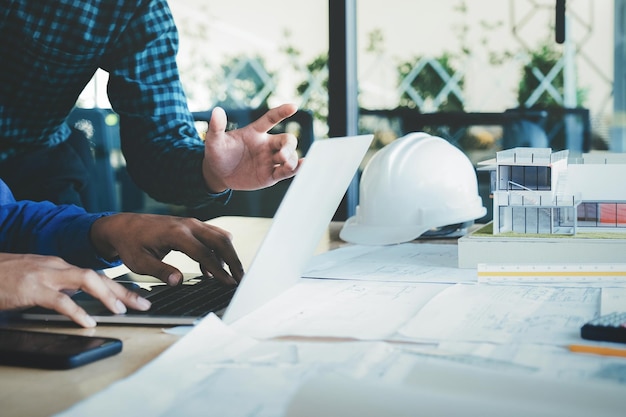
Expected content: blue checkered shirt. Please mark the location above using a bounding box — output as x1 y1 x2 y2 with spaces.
0 0 229 207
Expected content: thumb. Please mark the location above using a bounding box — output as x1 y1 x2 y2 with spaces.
208 107 227 136
129 257 184 286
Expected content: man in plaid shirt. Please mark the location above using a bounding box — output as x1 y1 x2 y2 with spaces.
0 0 301 209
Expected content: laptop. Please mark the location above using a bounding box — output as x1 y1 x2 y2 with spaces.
18 134 374 326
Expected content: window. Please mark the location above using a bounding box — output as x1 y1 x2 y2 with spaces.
577 202 626 228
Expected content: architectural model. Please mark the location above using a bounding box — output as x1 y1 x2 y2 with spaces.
479 147 626 236
457 147 626 268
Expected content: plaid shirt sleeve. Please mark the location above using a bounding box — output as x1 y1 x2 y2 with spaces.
103 0 230 207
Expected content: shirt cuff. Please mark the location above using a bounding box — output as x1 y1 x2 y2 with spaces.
64 212 122 269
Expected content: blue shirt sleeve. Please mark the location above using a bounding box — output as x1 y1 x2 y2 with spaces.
0 181 121 269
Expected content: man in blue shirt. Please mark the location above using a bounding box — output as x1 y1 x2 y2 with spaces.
0 179 243 328
0 0 301 208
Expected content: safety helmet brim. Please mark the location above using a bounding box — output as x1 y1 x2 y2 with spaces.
340 216 429 245
340 203 486 245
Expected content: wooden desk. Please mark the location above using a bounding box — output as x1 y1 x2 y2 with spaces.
0 217 344 417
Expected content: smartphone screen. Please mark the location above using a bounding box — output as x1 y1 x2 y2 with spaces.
0 328 122 369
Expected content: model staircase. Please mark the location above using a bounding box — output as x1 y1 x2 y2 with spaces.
554 171 575 206
508 181 539 205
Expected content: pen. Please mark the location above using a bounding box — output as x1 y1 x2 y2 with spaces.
568 344 626 359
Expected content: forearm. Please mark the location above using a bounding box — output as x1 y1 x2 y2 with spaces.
0 201 120 269
117 114 230 207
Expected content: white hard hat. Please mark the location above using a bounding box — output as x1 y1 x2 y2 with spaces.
340 132 486 245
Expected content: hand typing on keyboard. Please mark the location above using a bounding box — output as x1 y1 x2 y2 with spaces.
91 214 245 287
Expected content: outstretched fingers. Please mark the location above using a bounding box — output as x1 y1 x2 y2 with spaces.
249 103 298 134
267 133 301 178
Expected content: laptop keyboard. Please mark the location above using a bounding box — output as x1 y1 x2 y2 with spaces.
130 278 237 317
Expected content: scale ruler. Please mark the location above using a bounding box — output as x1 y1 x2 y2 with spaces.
477 263 626 284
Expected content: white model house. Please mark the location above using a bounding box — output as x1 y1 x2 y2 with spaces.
480 147 626 235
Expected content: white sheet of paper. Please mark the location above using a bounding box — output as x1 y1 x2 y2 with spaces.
55 312 626 417
285 365 626 417
401 359 626 416
398 283 600 344
55 314 406 417
303 243 476 283
231 278 448 339
54 314 258 417
434 340 626 386
601 287 626 315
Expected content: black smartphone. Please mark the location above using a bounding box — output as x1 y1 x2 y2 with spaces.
0 328 122 369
